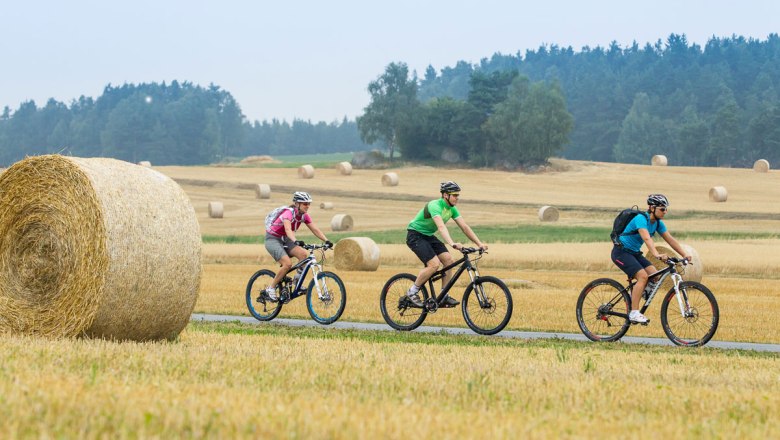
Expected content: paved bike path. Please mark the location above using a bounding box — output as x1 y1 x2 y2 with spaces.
192 313 780 353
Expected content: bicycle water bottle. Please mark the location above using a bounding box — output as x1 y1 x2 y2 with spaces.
643 281 658 300
292 267 303 288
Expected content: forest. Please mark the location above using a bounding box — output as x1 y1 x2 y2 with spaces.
2 33 779 167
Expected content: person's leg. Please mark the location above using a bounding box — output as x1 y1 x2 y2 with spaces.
435 251 460 306
631 267 650 311
611 246 650 323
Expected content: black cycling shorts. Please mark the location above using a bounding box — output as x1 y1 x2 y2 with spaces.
406 229 448 264
611 245 653 278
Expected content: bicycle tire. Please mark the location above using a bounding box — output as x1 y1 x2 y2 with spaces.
245 269 283 321
660 281 719 347
379 273 428 331
575 278 631 342
461 276 513 335
306 271 347 325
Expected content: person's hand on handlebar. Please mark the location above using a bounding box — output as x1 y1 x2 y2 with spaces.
478 243 488 251
654 253 669 262
450 242 463 250
294 240 305 247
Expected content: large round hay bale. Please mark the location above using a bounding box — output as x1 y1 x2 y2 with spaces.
645 244 703 292
298 164 315 179
137 160 152 168
331 214 353 231
208 201 224 218
708 186 728 202
381 172 399 186
651 155 668 166
538 205 559 222
753 159 770 173
334 237 380 271
255 183 271 199
337 161 353 175
0 155 201 341
320 202 334 210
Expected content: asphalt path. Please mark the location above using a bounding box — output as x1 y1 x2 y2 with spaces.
192 313 780 353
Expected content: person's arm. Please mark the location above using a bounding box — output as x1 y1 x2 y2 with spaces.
432 216 460 249
283 219 297 242
638 228 667 261
453 217 487 250
659 231 692 262
305 222 329 243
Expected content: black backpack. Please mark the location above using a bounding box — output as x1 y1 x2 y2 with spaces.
610 206 648 247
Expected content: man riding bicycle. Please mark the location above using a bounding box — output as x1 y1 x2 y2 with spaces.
405 181 488 307
611 194 691 324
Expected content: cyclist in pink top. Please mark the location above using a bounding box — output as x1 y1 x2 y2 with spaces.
264 191 331 301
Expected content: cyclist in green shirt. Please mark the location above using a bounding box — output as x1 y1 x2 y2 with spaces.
405 181 488 307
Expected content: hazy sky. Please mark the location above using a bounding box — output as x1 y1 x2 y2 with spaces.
2 0 779 123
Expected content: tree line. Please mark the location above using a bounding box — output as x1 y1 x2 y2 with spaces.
415 33 780 167
0 81 369 167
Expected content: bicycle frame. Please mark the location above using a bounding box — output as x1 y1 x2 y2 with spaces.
424 248 487 308
282 246 327 302
607 259 689 320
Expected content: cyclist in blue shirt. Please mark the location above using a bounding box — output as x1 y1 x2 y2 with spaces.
611 194 691 324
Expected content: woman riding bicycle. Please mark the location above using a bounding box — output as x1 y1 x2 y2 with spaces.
611 194 691 324
264 191 332 301
404 181 488 308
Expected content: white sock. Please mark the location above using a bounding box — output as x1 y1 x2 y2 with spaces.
409 284 420 293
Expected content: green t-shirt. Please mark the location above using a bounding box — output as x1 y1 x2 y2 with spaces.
407 198 461 236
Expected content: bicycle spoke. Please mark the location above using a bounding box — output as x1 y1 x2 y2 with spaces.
306 272 346 325
661 281 719 346
380 273 427 331
576 278 631 342
462 276 512 335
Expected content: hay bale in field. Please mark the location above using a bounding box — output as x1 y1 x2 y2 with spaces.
381 172 399 186
0 155 201 341
645 244 703 291
241 155 277 164
651 155 668 166
138 161 152 168
538 205 559 222
320 202 334 210
254 183 271 199
334 237 380 271
708 186 728 202
208 201 224 218
337 161 353 175
331 214 353 231
298 164 315 179
753 159 770 173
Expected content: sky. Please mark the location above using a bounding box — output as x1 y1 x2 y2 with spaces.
2 0 779 123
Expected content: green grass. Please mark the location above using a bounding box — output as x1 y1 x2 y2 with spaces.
202 224 780 244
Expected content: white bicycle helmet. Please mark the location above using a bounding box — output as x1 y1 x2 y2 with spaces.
292 191 313 203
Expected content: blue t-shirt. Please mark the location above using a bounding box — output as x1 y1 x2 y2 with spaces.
618 213 667 253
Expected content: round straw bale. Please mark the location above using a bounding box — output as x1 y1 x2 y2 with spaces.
753 159 770 172
334 237 380 271
645 244 703 293
254 183 271 199
337 161 353 175
538 205 559 222
0 155 201 341
651 155 668 166
708 186 728 202
381 172 399 186
208 201 224 218
138 161 152 168
298 164 315 179
331 214 353 231
320 202 334 210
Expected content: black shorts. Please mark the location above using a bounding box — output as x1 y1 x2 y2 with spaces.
611 245 652 278
406 229 448 264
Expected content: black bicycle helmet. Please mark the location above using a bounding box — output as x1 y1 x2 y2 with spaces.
647 193 669 207
440 181 461 194
292 191 313 203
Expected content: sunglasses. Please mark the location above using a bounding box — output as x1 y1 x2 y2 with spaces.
657 207 667 212
447 193 460 197
299 202 311 206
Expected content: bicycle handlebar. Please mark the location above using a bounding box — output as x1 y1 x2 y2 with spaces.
459 246 486 255
666 256 690 266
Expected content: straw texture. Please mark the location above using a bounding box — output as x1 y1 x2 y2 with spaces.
334 237 380 271
645 244 703 292
538 206 559 222
331 214 354 231
138 161 152 167
208 201 224 218
651 155 668 166
298 165 315 179
255 184 271 199
337 162 353 175
381 172 399 186
320 202 334 210
0 155 201 341
753 159 770 172
708 186 728 202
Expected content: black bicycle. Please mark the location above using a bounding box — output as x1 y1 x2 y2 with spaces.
576 257 719 346
246 242 346 325
379 247 512 335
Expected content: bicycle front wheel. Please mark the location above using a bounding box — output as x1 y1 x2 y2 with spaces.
306 271 347 325
660 281 719 347
245 269 283 321
575 278 630 342
379 273 428 331
461 276 513 335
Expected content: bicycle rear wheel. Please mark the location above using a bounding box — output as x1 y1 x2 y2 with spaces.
379 273 428 331
575 278 630 342
306 271 347 325
660 281 719 347
245 269 283 321
461 276 513 335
